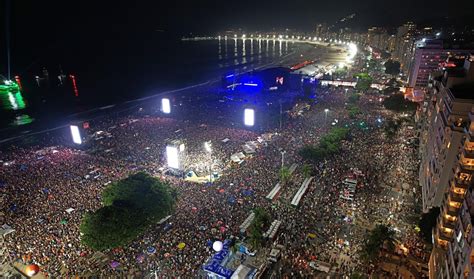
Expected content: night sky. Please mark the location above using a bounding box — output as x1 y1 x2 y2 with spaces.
1 0 474 75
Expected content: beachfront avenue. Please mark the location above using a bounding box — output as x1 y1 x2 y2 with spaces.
0 45 426 278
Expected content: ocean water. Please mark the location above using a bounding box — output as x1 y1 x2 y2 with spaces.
0 36 297 134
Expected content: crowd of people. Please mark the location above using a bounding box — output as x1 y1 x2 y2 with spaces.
0 77 427 278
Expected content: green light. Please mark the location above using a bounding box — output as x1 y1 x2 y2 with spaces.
14 92 25 109
0 81 26 110
13 115 34 125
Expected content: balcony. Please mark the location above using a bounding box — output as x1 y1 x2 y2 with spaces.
463 148 474 160
441 216 457 230
444 205 459 218
437 226 454 242
449 190 465 203
454 171 474 187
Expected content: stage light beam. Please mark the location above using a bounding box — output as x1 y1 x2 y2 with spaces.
166 146 179 169
162 98 171 114
244 108 254 127
70 125 82 145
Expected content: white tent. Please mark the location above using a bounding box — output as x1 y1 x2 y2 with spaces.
1 224 15 237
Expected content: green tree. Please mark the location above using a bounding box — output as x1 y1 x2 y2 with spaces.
299 127 349 162
384 59 401 76
302 164 312 178
354 73 373 92
382 86 400 96
102 172 175 222
80 172 176 251
383 94 417 112
383 119 401 137
279 166 291 185
249 208 270 249
80 204 146 251
367 60 378 72
361 224 396 263
347 105 361 119
419 207 440 243
348 93 361 104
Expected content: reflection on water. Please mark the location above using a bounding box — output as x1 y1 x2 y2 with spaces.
221 38 294 67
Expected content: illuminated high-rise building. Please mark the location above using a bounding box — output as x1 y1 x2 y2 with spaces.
419 54 474 214
428 56 474 278
408 39 474 89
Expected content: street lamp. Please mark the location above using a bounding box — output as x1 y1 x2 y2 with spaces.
280 150 286 168
324 109 329 124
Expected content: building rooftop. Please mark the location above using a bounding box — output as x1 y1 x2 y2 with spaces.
451 82 474 100
445 67 467 78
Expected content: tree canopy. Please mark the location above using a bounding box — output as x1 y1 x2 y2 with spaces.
279 166 291 185
384 60 401 76
347 105 361 119
361 224 396 262
382 86 400 96
302 164 312 178
354 73 373 92
348 93 361 104
383 118 401 137
80 172 176 251
383 94 417 112
248 207 270 249
419 207 440 243
299 127 350 162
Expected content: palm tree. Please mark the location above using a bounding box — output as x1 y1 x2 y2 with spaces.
302 164 312 178
279 166 291 185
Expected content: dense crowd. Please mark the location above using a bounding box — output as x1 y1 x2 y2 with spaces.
0 81 426 278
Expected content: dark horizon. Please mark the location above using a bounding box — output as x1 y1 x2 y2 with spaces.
1 0 474 77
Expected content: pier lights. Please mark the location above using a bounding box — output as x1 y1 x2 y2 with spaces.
161 98 171 114
244 108 255 127
70 125 82 145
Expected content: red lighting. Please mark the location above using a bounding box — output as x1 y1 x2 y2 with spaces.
439 61 457 68
291 60 313 70
25 264 40 277
14 76 23 90
69 75 79 97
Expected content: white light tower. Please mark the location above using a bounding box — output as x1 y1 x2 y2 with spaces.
324 108 329 124
166 146 179 169
244 108 255 127
70 125 82 145
161 98 171 114
204 141 212 182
